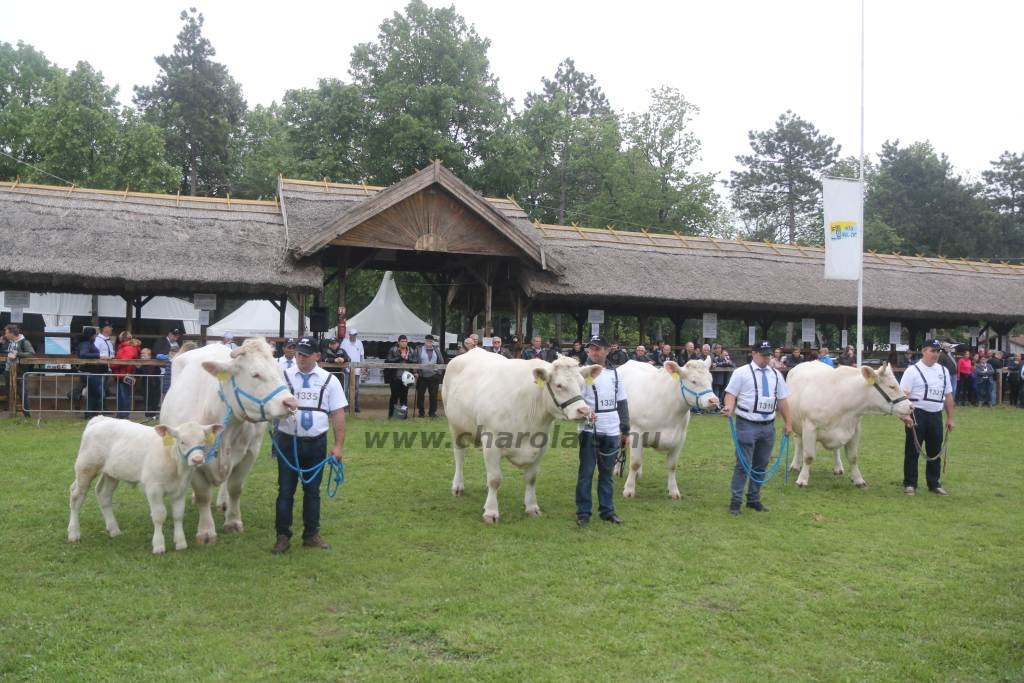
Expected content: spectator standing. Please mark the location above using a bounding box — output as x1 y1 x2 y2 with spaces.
769 348 787 370
989 350 1004 405
652 342 676 367
339 329 364 413
385 334 414 418
490 336 512 358
838 345 857 367
152 328 181 360
783 346 804 369
632 345 653 364
1005 353 1022 407
457 337 476 355
77 327 103 419
955 350 973 406
818 346 836 368
938 344 958 398
413 334 445 417
220 332 238 350
606 342 628 367
113 331 141 419
711 344 735 404
973 354 995 407
570 340 587 364
135 347 162 420
542 338 561 363
3 324 36 417
278 339 297 371
93 321 116 415
521 335 544 360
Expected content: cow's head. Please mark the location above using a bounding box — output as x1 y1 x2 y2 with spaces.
201 338 298 421
532 356 600 421
665 357 720 412
861 363 913 417
155 421 224 466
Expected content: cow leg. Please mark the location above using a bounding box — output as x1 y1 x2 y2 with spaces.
192 473 218 545
95 474 122 537
796 423 816 487
832 448 845 476
846 426 867 487
623 442 644 498
789 434 802 472
481 447 502 523
223 450 256 534
68 471 96 543
522 458 543 517
450 438 466 497
666 440 686 500
216 483 229 513
170 490 189 550
145 485 168 555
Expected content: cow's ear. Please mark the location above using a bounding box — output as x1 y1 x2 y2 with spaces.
532 366 549 386
154 424 170 438
663 360 681 377
206 423 225 436
860 365 877 385
580 364 602 384
202 360 237 380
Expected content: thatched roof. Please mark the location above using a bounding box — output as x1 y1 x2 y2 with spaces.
0 181 322 297
280 163 554 270
519 225 1024 324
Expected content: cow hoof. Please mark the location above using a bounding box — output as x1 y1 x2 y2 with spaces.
195 534 218 545
481 514 499 524
623 489 635 498
107 528 122 538
152 548 166 556
795 481 808 488
526 509 542 518
68 534 80 543
175 542 188 551
833 469 845 476
223 522 243 534
855 481 868 488
669 492 681 501
451 487 464 497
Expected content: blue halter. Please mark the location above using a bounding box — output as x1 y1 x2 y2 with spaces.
177 442 215 464
680 383 715 411
224 375 289 423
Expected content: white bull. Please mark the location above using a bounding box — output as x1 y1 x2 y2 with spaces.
443 348 599 522
786 362 913 487
160 338 297 543
614 358 719 499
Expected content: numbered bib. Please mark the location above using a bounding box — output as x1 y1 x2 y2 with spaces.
755 395 777 413
925 384 944 401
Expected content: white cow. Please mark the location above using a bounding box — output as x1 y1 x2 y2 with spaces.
68 416 223 554
614 358 719 499
443 348 600 522
786 362 913 487
160 338 297 544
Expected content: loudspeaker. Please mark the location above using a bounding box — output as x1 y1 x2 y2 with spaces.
309 306 328 333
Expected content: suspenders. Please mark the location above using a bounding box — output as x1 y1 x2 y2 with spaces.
912 363 947 403
283 370 336 414
591 367 620 413
743 365 780 415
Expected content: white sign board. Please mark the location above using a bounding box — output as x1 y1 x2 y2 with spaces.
193 293 217 311
841 329 848 349
702 313 717 340
4 291 30 308
801 318 816 344
889 322 902 345
481 336 493 348
748 326 757 346
197 310 210 326
590 323 600 337
10 307 24 323
587 309 604 325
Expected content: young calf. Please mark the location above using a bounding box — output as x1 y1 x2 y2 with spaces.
68 416 223 554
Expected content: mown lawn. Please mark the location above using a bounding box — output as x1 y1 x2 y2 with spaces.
0 407 1021 682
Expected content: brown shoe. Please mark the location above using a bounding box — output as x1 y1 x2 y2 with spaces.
271 534 290 554
302 534 330 550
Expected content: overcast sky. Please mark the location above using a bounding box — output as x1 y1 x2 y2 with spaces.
5 1 1022 184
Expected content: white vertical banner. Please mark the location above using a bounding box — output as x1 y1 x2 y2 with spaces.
702 313 717 340
801 318 816 343
748 326 757 346
841 329 849 349
889 321 902 345
823 177 864 280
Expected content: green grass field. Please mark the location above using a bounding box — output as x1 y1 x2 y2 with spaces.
0 408 1021 682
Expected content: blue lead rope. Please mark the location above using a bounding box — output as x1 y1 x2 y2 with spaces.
727 415 791 486
269 427 345 498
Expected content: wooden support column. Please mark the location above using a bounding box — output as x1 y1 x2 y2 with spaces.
514 292 524 343
670 313 685 346
638 314 648 346
278 297 287 339
297 294 306 338
123 297 132 334
483 263 495 338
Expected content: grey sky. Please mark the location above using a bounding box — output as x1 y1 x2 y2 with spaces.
4 0 1021 184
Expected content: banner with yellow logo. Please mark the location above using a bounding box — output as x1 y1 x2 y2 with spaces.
823 177 864 280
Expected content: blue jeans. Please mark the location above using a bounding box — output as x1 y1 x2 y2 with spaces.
86 373 106 418
274 431 326 540
116 378 133 418
576 430 618 519
730 418 775 505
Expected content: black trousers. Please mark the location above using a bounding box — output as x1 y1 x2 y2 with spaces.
904 407 943 490
388 380 409 416
416 375 441 416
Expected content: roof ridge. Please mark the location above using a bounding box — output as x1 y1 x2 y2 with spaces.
0 181 278 208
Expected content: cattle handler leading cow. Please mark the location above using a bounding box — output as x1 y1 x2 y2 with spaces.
576 335 628 527
272 337 347 554
720 340 793 516
898 339 955 496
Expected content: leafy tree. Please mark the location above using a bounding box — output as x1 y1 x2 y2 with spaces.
349 0 509 185
981 151 1024 257
230 103 295 199
134 8 246 196
0 41 60 180
281 79 364 183
867 141 992 258
729 110 841 244
518 58 621 224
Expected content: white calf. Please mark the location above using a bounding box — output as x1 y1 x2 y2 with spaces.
68 416 223 554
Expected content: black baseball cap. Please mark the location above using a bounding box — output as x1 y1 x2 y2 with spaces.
284 337 297 348
754 340 772 355
169 328 182 336
295 337 317 355
587 335 610 348
100 320 113 329
923 339 943 350
424 334 435 341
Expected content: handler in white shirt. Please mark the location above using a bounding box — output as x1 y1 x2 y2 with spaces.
898 338 955 496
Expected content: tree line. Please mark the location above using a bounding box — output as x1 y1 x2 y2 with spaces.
1 2 1022 260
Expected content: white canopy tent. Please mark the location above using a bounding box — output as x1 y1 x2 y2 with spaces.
343 272 456 345
207 300 308 338
1 291 202 333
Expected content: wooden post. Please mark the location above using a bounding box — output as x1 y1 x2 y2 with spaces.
514 292 524 343
123 297 132 334
297 294 306 338
278 297 287 339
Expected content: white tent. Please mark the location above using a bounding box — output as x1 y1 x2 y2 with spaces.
1 291 202 333
345 272 456 345
207 300 309 338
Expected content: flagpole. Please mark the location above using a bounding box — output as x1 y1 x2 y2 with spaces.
856 0 865 366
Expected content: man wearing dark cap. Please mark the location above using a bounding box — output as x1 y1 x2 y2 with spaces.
413 334 445 418
898 339 955 496
720 340 793 516
272 336 346 554
385 334 414 418
152 328 181 361
278 338 297 371
575 335 628 527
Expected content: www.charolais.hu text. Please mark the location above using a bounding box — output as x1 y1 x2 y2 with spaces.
364 425 662 450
